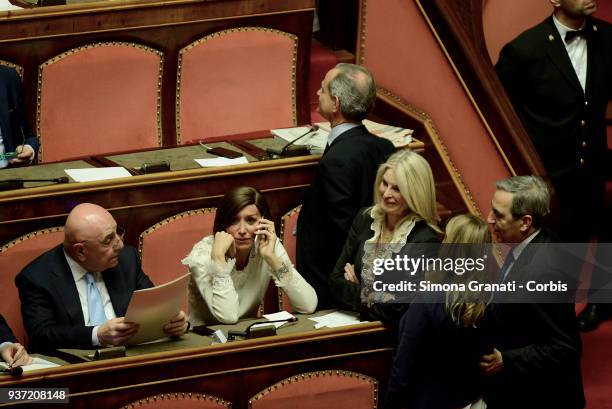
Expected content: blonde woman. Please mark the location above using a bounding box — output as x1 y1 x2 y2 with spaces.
329 149 441 327
384 214 493 409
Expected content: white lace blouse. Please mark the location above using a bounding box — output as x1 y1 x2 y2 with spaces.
182 236 318 325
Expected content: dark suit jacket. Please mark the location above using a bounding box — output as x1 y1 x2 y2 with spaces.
0 66 38 156
484 229 584 409
0 314 17 344
15 245 154 352
496 16 612 239
328 209 440 329
296 125 394 308
384 292 493 409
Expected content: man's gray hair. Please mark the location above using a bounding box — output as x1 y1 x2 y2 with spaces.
496 175 550 227
328 63 376 122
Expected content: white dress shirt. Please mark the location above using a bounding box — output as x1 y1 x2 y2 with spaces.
553 15 588 92
64 251 116 346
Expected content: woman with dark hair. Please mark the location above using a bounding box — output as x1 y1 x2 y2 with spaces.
182 187 317 325
384 214 493 409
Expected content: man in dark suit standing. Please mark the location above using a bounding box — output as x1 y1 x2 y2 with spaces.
0 66 38 167
495 0 612 330
482 176 584 409
296 63 394 308
0 315 31 368
16 203 188 352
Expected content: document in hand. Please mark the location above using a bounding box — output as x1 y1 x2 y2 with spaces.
124 273 190 345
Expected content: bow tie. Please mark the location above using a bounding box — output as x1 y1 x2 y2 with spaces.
565 29 589 43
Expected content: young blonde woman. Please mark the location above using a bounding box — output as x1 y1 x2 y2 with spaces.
329 149 442 328
182 187 317 325
384 214 493 409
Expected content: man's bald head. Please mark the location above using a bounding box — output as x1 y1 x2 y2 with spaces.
65 203 115 243
64 203 124 272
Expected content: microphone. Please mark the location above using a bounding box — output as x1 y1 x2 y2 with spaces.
228 316 298 340
3 177 70 183
0 177 69 191
0 366 23 376
267 125 319 158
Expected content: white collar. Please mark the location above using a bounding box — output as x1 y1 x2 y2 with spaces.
64 249 89 282
552 14 585 39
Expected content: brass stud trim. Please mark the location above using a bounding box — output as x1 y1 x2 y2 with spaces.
175 27 298 145
36 42 164 163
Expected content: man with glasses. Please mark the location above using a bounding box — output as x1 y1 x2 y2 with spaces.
16 203 188 352
0 66 37 168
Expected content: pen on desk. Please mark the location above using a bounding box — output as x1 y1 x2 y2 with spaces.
199 141 213 150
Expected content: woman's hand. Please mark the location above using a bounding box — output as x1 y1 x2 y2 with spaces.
255 218 278 261
211 231 236 263
343 263 359 283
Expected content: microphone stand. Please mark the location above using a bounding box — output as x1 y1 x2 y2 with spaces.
228 317 298 340
266 125 319 158
0 177 70 191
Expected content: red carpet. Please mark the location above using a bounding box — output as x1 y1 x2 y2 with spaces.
582 318 612 409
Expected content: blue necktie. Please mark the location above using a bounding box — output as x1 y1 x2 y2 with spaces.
86 272 107 326
498 252 515 283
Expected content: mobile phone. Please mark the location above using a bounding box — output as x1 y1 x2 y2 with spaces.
207 147 243 159
192 325 216 336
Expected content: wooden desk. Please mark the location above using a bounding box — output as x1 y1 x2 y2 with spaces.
0 129 426 246
0 314 393 408
0 135 319 246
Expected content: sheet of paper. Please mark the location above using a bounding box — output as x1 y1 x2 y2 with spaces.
0 1 23 11
271 126 312 141
309 311 367 329
194 156 249 167
363 119 413 147
252 311 297 329
271 126 330 150
0 357 59 373
250 311 297 330
65 167 132 182
124 273 190 345
316 120 413 148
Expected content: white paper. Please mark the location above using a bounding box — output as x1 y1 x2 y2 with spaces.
0 1 23 11
271 126 330 150
271 126 313 141
194 156 249 167
316 120 413 148
65 167 132 182
250 311 297 330
0 357 59 373
124 273 190 345
309 310 367 329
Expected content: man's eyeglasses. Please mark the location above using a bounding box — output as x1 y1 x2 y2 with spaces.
80 226 125 248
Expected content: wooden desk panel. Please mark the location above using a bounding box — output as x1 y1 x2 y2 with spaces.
0 154 318 246
0 321 392 409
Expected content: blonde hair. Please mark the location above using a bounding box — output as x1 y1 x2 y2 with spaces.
372 149 440 232
442 214 492 327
